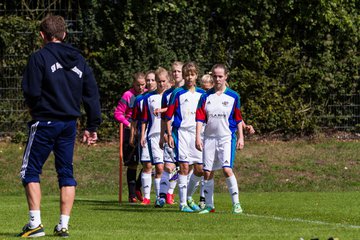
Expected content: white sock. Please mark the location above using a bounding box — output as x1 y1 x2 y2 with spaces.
168 179 177 194
29 210 41 228
187 169 193 184
178 174 188 206
154 177 161 198
226 175 239 204
141 172 152 199
204 179 214 208
187 174 201 200
57 214 70 230
159 171 170 197
200 177 205 199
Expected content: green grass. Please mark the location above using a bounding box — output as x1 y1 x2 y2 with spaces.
1 139 360 239
1 193 359 239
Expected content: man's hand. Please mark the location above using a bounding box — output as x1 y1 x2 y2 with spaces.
82 130 98 146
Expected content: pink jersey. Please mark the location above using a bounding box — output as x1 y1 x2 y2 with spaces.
114 88 139 127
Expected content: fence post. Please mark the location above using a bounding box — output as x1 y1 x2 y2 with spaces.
118 123 123 203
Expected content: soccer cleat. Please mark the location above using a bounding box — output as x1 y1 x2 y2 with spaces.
166 193 175 205
135 190 143 202
199 205 215 214
53 225 69 238
154 198 165 208
128 197 137 203
198 200 206 210
141 198 151 205
179 204 194 213
232 203 243 214
17 223 45 238
187 197 201 211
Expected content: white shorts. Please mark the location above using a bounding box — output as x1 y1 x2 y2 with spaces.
140 137 151 163
173 128 202 165
147 134 164 165
163 143 175 163
202 134 236 171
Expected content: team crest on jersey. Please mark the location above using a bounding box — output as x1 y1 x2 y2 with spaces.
184 99 189 102
222 101 229 106
207 101 211 104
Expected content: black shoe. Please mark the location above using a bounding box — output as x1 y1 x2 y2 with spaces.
53 225 69 238
17 223 45 237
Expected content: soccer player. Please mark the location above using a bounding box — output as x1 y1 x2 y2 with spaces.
114 72 146 203
140 67 169 205
158 61 185 206
196 64 244 214
200 73 214 91
18 15 101 237
130 70 156 148
197 73 215 209
165 62 205 212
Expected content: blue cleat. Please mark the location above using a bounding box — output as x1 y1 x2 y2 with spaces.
187 197 201 211
155 198 165 208
180 204 194 213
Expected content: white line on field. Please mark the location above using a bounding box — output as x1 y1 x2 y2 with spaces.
244 213 360 229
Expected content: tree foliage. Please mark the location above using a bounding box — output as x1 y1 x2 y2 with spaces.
0 0 359 137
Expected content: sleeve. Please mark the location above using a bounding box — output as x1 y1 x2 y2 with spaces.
196 94 207 123
114 92 130 126
82 65 102 132
160 92 169 119
233 94 243 123
141 97 150 123
131 98 140 121
22 53 43 109
165 92 177 120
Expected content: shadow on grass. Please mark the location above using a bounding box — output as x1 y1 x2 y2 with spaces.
74 198 180 213
0 232 18 238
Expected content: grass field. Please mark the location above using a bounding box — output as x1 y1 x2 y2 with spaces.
1 138 360 239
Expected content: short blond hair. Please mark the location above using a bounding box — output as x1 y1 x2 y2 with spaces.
200 74 213 84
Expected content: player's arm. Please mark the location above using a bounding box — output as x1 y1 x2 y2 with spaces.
236 121 244 150
140 121 147 148
166 119 174 148
195 122 203 152
129 120 137 147
159 118 167 150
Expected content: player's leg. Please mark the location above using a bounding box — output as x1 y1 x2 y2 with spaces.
53 120 78 236
141 162 152 205
123 127 138 202
199 171 215 214
198 177 205 209
178 162 193 212
186 132 203 211
163 144 177 204
140 136 152 204
187 163 203 211
18 121 58 237
221 134 243 214
159 162 175 205
199 137 216 214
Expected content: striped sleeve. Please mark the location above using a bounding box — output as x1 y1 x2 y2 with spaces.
196 93 207 123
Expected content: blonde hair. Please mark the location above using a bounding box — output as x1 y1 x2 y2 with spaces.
155 67 170 81
171 61 184 70
200 74 213 84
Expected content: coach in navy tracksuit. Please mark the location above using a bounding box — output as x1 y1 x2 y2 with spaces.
18 15 101 238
